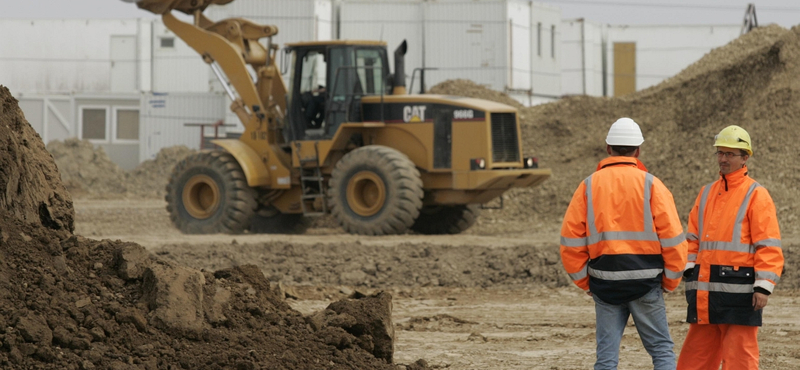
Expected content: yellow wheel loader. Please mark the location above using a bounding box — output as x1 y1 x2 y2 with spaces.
134 0 551 235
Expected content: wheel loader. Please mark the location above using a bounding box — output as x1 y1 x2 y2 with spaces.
133 0 551 235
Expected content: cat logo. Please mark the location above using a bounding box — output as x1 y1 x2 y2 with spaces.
402 105 427 123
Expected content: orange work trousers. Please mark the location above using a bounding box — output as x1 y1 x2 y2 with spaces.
677 323 759 370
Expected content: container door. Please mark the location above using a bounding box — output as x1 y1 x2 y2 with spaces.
613 42 636 96
111 36 137 92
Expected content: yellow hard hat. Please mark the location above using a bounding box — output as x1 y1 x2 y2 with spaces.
714 125 752 155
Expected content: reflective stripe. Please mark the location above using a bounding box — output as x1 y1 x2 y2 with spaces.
697 183 713 239
687 233 699 241
699 240 753 253
685 281 754 294
584 176 598 236
562 231 659 247
569 264 588 281
588 267 663 281
754 238 782 249
664 268 683 280
660 233 685 248
731 183 759 244
756 271 781 283
587 231 659 244
754 279 776 293
560 236 587 247
643 173 654 232
688 254 697 262
685 262 696 270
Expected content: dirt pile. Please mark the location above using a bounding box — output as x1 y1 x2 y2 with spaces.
443 24 800 234
47 140 194 199
0 86 422 369
0 86 73 236
429 79 524 109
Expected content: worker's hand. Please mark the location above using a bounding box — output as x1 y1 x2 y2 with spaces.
752 292 769 311
585 290 592 297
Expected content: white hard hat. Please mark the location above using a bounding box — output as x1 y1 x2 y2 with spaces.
606 118 644 146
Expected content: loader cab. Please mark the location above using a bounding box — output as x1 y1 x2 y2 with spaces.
285 42 390 141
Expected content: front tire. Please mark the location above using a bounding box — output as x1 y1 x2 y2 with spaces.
165 151 256 234
411 205 480 235
328 146 423 235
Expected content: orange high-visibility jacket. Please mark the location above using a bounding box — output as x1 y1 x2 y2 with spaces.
560 157 688 304
684 166 783 326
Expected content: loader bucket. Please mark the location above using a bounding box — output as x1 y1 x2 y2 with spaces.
134 0 234 15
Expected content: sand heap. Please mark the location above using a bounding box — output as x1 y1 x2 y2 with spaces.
443 25 800 234
47 140 194 199
0 85 422 369
429 79 524 109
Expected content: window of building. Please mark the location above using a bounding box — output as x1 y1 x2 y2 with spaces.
537 22 542 57
551 25 556 59
115 108 140 141
160 37 175 48
81 107 107 140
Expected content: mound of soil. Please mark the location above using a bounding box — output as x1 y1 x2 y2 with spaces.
47 140 194 199
461 24 800 234
428 79 524 109
0 86 418 369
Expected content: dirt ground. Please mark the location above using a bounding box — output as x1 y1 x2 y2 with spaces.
73 198 800 369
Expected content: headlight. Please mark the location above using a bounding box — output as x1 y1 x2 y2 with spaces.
470 158 486 170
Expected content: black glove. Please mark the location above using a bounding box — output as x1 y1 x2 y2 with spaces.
683 268 695 279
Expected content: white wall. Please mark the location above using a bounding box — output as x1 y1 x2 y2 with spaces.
205 0 333 45
530 2 561 100
560 19 605 96
605 24 740 96
0 19 152 94
151 20 212 93
339 1 423 92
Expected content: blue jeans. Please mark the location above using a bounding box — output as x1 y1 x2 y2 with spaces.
593 287 676 370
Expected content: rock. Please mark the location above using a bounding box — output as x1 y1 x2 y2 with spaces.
115 308 148 332
204 286 231 325
15 313 52 344
114 243 153 281
141 261 206 334
326 291 395 363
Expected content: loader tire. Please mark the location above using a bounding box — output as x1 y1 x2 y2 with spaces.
328 145 423 235
410 205 480 235
249 208 312 235
165 151 256 234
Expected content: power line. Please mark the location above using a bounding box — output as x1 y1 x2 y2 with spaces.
538 0 800 12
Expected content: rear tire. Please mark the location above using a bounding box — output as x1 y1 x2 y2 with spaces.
328 146 423 235
411 205 480 235
165 151 256 234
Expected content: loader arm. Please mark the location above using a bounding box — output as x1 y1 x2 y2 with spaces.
161 12 266 123
133 0 293 189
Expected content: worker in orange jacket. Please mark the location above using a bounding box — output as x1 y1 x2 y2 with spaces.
677 125 784 370
561 118 688 370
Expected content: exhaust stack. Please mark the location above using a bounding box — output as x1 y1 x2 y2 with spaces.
392 40 408 95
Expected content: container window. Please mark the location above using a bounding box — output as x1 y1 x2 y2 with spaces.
116 109 140 140
537 23 542 57
160 37 175 48
81 108 107 140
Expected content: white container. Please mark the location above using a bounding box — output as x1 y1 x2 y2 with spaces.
560 18 606 97
0 19 152 94
605 24 740 96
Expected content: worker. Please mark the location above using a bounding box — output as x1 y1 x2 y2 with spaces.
677 125 783 370
560 117 688 370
